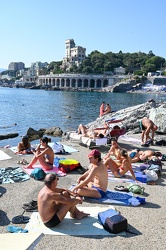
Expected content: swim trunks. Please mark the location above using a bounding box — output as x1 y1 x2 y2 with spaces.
116 169 123 178
91 185 106 198
140 121 146 131
44 213 61 228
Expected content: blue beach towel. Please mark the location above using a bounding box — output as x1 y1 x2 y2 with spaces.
84 190 145 206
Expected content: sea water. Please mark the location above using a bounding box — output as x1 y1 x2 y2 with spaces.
0 87 165 147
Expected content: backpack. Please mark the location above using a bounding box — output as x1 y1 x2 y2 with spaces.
98 208 128 234
30 168 46 180
58 159 81 173
128 184 145 194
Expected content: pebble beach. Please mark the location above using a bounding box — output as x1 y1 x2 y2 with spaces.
0 132 166 250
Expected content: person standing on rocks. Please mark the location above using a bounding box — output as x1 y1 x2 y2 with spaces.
140 117 158 145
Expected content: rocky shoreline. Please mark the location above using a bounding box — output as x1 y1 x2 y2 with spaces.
86 100 166 135
0 100 166 142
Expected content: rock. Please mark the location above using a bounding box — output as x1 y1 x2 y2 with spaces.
149 104 166 133
44 127 63 137
26 127 46 141
86 101 166 134
0 133 19 140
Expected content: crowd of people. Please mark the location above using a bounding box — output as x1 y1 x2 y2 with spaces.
19 102 160 229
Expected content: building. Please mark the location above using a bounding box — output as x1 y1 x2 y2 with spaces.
61 39 86 71
8 62 25 71
114 66 125 75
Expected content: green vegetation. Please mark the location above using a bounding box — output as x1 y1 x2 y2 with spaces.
45 50 165 76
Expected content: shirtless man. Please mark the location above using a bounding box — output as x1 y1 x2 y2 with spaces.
140 117 158 144
24 137 54 170
104 149 137 181
103 103 111 115
103 138 122 166
38 173 89 228
72 149 108 198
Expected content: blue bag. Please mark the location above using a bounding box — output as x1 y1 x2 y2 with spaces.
98 208 128 234
30 168 46 180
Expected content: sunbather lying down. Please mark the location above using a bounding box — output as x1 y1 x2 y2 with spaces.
128 149 161 162
77 124 106 138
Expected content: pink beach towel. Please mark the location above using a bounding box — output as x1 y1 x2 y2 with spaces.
22 165 66 177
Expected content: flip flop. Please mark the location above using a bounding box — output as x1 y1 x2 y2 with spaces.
114 185 129 192
12 215 30 224
7 225 28 233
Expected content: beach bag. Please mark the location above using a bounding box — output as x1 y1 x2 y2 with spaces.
147 158 162 176
58 159 81 173
98 208 128 234
128 184 145 194
145 169 158 182
52 142 66 154
30 168 46 180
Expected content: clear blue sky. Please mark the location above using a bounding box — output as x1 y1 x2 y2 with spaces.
0 0 166 69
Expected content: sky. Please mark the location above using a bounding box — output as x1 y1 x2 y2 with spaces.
0 0 166 69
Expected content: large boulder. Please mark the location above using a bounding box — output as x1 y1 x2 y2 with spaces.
86 100 166 134
26 127 46 141
149 104 166 133
44 127 63 137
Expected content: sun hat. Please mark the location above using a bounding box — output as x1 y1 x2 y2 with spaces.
88 149 101 158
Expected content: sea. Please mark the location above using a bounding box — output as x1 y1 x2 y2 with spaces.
0 87 165 147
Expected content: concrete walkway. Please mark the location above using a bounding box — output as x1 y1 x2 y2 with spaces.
0 133 165 250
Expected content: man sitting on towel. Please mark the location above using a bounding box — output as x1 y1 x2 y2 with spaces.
38 173 89 228
72 149 108 198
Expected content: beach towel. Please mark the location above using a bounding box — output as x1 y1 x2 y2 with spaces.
119 135 141 145
10 143 79 155
25 206 126 236
84 190 144 206
108 164 147 184
0 167 30 184
9 146 34 155
0 150 12 160
23 165 66 177
108 171 147 184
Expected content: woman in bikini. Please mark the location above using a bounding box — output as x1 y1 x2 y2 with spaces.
23 137 54 170
104 148 136 181
128 149 159 162
16 135 33 155
103 138 122 166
